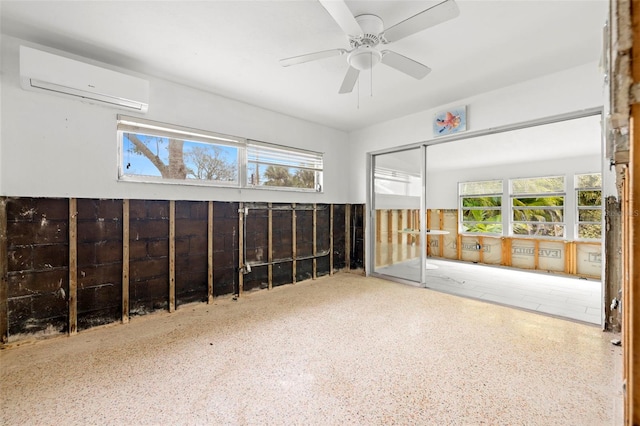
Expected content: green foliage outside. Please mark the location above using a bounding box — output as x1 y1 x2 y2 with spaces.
262 166 315 189
461 196 502 234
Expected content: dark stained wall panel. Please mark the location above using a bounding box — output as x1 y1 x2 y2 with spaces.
76 199 123 330
175 201 208 306
128 200 169 315
6 198 69 338
212 202 239 296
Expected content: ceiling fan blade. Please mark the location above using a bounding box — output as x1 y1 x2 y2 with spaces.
280 48 347 67
381 51 431 79
318 0 363 37
381 0 460 43
339 66 360 94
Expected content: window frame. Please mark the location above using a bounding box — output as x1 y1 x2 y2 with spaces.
117 115 324 192
575 172 602 241
246 140 323 192
510 175 566 239
458 180 504 236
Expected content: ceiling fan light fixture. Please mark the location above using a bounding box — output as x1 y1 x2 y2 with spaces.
347 47 382 71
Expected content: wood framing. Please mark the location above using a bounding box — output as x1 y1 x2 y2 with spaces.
345 204 351 270
169 200 176 312
207 201 214 303
0 198 6 343
313 203 317 279
268 202 274 288
238 202 244 295
292 203 297 283
426 209 432 256
329 204 334 275
386 210 393 265
439 210 445 259
68 198 78 335
122 199 130 324
630 7 640 415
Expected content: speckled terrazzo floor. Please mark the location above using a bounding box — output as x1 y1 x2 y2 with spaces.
0 274 622 425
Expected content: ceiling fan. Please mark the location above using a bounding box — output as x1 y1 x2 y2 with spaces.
280 0 460 94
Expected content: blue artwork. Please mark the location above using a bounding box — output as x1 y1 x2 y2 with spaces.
433 105 467 136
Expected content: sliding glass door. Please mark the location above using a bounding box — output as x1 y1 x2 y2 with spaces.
371 147 425 284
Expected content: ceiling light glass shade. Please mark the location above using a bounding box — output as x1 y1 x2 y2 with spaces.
348 47 382 71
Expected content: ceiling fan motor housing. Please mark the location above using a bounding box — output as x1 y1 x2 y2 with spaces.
348 14 384 70
351 14 384 47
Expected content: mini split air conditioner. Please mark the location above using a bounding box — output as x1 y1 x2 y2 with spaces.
19 45 149 113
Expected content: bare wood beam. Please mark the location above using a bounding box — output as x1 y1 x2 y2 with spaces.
313 203 317 280
169 201 176 312
439 210 445 259
386 210 393 265
208 201 214 303
345 204 351 270
68 198 78 335
238 202 244 295
0 198 8 343
268 203 273 289
292 203 297 283
122 199 130 324
329 204 334 276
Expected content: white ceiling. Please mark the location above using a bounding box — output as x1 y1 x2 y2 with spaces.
1 0 607 132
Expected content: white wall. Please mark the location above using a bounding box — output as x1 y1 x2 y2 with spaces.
426 154 602 209
0 36 350 203
348 62 605 204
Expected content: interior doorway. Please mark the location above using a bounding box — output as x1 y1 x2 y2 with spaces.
368 112 607 324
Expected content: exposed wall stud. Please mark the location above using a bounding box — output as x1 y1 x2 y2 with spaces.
122 199 130 324
169 200 176 312
313 203 317 279
0 198 8 343
330 204 334 275
207 201 214 303
439 210 445 259
386 209 393 265
533 239 540 270
68 198 78 335
292 203 297 283
268 202 273 289
345 204 351 270
426 209 432 256
238 202 244 295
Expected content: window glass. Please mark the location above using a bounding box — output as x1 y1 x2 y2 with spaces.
575 173 602 239
511 176 565 238
459 180 503 235
247 141 323 191
122 132 239 184
117 116 323 192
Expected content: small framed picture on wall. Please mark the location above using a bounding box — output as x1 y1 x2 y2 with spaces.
433 105 467 137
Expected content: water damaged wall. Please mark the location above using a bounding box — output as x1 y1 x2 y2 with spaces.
0 198 365 344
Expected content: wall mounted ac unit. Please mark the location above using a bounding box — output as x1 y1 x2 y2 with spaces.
19 45 149 113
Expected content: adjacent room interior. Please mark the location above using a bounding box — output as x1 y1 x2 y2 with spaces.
1 0 638 424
